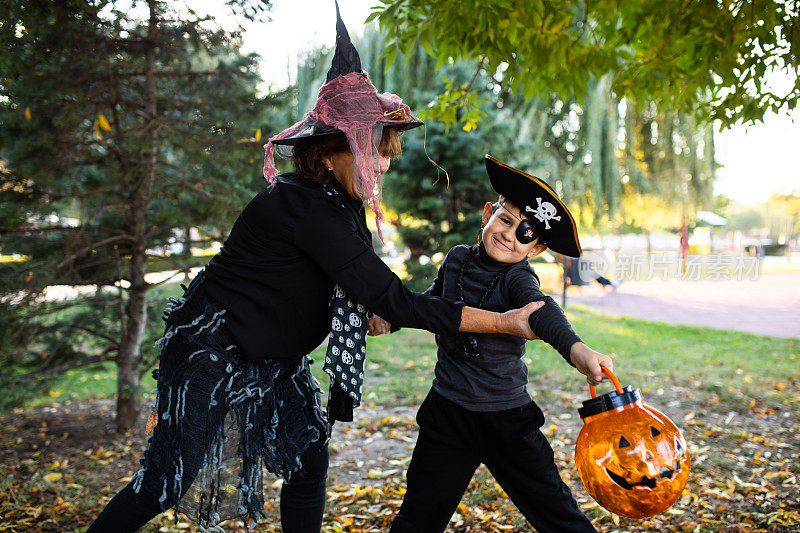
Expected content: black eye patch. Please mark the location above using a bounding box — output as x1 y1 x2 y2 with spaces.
516 219 537 244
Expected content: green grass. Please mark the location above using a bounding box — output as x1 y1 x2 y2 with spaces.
761 255 800 274
25 362 158 409
0 253 30 263
14 282 184 412
312 305 798 409
145 254 215 273
18 301 799 412
565 305 798 403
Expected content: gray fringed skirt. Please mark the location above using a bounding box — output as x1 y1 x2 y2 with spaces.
131 270 329 530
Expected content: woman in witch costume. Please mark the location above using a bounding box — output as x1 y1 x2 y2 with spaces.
86 5 544 533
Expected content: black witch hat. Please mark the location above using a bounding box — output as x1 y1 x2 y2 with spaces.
270 1 422 147
485 154 583 257
326 0 362 82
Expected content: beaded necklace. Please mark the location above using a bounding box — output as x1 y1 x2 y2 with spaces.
455 246 514 360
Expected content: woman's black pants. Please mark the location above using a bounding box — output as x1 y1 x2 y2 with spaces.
87 442 329 532
390 389 596 533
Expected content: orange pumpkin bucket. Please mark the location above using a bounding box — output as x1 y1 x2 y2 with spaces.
574 367 690 518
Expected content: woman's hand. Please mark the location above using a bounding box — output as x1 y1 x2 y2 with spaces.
499 301 544 340
459 301 543 338
368 314 391 336
569 342 614 385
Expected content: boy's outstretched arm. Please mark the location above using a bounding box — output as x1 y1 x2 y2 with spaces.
507 267 582 364
506 266 614 386
569 342 614 386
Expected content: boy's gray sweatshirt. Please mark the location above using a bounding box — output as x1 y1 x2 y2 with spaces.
427 244 582 412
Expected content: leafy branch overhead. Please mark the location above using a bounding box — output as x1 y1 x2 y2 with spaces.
371 0 799 128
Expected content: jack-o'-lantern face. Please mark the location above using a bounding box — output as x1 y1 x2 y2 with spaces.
575 401 690 518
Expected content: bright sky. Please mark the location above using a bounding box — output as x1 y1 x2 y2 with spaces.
238 0 377 91
197 0 799 206
715 110 800 204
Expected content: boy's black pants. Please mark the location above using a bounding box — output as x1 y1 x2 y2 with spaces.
390 389 596 533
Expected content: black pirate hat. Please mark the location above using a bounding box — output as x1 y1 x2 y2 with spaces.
270 1 422 147
484 154 582 257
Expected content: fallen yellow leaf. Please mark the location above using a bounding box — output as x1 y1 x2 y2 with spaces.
97 114 111 131
43 472 63 483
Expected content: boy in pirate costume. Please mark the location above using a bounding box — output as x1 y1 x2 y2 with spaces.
389 155 612 533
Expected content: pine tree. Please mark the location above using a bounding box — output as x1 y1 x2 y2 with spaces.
0 0 284 430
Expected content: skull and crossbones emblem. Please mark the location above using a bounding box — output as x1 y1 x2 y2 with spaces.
526 197 561 230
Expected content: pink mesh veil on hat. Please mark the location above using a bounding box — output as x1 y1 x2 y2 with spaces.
262 1 423 240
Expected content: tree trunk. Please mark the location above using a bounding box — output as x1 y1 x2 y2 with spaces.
184 225 192 255
116 0 159 432
183 225 193 282
116 277 147 431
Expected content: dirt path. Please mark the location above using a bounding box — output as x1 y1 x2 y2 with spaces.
565 273 800 339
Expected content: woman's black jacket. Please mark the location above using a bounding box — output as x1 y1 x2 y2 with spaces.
202 172 464 362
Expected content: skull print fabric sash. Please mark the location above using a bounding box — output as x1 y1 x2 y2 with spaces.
320 181 373 423
324 285 369 407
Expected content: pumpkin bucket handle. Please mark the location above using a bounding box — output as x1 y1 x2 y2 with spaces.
589 366 623 398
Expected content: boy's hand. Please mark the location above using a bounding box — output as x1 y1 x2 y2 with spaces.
569 342 614 386
368 314 391 336
500 300 543 340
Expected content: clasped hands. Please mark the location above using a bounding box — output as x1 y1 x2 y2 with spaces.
367 314 391 336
